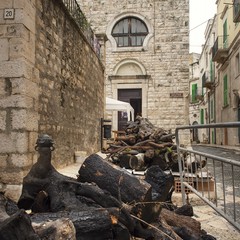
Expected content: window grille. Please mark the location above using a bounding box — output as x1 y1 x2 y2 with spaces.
112 17 148 47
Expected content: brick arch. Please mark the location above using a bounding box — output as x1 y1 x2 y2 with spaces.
106 12 154 51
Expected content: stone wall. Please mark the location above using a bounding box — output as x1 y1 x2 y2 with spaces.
35 0 104 166
0 0 104 200
78 0 190 143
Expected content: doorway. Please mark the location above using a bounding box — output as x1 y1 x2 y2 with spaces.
192 121 199 142
118 89 142 130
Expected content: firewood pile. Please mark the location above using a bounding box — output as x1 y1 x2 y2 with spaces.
0 134 216 240
104 116 205 176
103 116 179 172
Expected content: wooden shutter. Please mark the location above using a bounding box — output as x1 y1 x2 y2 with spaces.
200 109 204 124
192 83 197 102
223 74 228 106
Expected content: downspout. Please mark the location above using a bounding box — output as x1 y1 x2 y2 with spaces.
153 0 156 54
207 91 211 143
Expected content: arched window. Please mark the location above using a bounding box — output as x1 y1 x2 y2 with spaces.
112 17 148 47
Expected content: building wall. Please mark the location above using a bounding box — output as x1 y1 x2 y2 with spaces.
35 0 104 165
0 0 104 200
79 0 190 143
214 0 240 145
189 53 202 142
198 17 217 144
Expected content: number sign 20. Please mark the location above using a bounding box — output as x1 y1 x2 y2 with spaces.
4 9 15 20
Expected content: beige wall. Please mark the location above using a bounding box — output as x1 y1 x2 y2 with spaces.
215 0 240 145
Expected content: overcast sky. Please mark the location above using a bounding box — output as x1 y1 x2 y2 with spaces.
189 0 217 53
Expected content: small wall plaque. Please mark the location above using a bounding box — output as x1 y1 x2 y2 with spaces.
170 93 183 98
4 9 15 20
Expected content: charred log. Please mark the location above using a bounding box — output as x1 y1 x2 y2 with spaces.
77 154 162 224
145 165 174 202
161 208 202 240
31 209 114 240
78 154 152 204
0 209 40 240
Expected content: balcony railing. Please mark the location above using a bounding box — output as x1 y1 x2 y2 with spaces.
212 36 229 63
62 0 100 57
233 0 240 22
190 90 204 104
202 71 214 89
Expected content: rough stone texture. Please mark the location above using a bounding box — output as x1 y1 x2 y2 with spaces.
78 0 190 143
0 0 104 199
35 0 104 167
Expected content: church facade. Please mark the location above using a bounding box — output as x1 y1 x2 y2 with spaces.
78 0 190 139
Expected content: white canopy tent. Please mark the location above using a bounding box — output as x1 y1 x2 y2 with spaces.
106 97 134 121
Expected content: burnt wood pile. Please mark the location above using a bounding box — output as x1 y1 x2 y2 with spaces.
0 134 216 240
104 116 206 174
104 116 179 172
105 116 185 172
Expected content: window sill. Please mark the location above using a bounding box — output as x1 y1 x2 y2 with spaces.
112 46 146 52
222 104 229 109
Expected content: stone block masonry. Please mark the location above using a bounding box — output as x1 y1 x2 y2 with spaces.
79 0 190 143
0 0 104 201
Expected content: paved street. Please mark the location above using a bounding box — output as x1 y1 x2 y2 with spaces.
191 145 240 161
191 144 240 233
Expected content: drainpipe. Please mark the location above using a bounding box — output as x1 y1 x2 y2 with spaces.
208 92 211 143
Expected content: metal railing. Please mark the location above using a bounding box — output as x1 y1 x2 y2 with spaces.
62 0 101 57
233 0 240 22
176 122 240 231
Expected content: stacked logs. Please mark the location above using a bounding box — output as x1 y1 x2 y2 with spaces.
104 116 206 174
105 116 180 172
0 134 215 240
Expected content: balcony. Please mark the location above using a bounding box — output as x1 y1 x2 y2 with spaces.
233 0 240 23
190 95 203 104
202 71 214 89
190 90 204 104
212 36 229 64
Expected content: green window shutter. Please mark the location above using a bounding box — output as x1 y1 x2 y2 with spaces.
200 109 204 124
223 75 228 106
210 99 214 119
192 83 197 102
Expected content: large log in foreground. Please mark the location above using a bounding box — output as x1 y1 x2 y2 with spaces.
78 154 152 203
31 209 115 240
77 154 162 224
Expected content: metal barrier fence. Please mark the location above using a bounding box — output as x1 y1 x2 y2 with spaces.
176 122 240 231
62 0 101 57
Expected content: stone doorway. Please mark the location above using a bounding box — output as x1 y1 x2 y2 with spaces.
192 121 199 143
118 89 142 130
